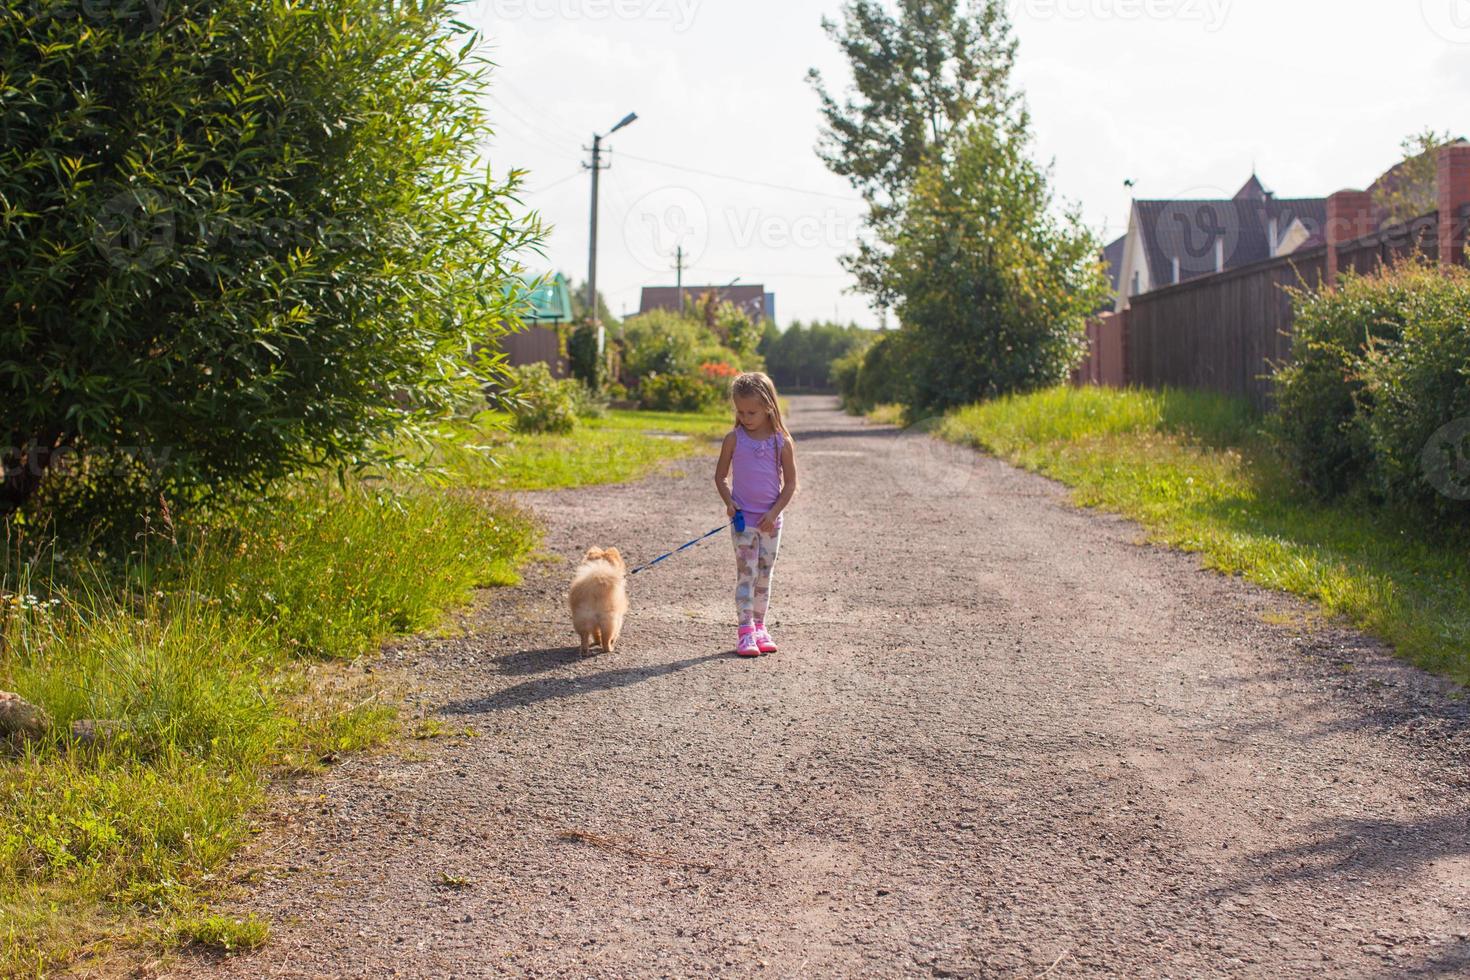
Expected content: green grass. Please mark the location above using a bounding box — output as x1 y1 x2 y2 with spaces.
0 405 725 975
0 488 536 976
421 407 730 491
934 386 1470 681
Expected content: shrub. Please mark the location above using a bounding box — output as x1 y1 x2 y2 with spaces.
638 373 722 413
1360 267 1470 518
837 330 919 415
1273 269 1412 497
507 363 578 434
1273 262 1470 523
0 0 538 517
567 320 606 391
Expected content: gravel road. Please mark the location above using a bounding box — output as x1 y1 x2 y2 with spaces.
162 395 1470 978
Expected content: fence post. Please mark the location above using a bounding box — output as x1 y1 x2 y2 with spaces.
1439 142 1470 268
1324 190 1376 288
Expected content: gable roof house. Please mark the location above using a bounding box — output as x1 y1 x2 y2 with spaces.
1106 176 1328 311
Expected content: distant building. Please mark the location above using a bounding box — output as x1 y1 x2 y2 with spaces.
499 273 574 377
1105 176 1328 311
638 283 774 323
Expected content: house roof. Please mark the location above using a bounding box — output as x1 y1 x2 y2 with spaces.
1101 235 1127 295
512 273 575 324
1133 177 1326 285
639 284 770 321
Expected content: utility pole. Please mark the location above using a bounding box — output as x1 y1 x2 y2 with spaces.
584 112 638 353
674 245 685 315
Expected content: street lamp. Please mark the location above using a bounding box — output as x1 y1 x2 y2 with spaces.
586 111 638 352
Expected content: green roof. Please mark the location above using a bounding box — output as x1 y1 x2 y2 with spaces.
511 273 575 324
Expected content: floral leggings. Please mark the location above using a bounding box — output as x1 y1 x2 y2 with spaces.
732 524 782 627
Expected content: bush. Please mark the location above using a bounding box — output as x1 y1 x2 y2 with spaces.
836 330 918 415
638 372 723 413
1360 268 1470 517
507 363 579 434
1273 269 1411 497
1273 262 1470 522
0 0 538 517
567 320 606 391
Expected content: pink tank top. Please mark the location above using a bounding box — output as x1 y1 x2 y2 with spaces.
730 427 784 524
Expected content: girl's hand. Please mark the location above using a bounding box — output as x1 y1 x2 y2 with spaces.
757 513 777 534
726 502 737 519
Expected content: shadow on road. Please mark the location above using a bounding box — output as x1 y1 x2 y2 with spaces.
439 651 737 715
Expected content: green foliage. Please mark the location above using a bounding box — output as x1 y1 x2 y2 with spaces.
1274 262 1470 523
0 481 537 971
0 0 539 516
1372 129 1458 225
567 320 607 391
808 0 1021 305
176 913 270 953
638 372 724 413
1359 269 1470 518
760 320 875 391
506 363 579 435
887 121 1107 415
834 330 916 415
1272 269 1412 498
944 385 1469 680
621 310 722 381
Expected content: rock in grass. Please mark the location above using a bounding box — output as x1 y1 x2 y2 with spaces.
0 691 51 741
70 719 132 746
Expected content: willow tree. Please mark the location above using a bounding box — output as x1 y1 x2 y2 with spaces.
1 0 539 517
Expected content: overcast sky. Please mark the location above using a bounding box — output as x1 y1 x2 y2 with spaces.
467 0 1469 328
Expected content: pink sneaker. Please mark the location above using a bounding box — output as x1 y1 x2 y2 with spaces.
753 624 778 653
736 629 760 658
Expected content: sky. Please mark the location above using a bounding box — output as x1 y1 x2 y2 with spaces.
466 0 1470 328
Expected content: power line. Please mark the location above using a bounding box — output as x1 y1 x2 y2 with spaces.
617 151 863 202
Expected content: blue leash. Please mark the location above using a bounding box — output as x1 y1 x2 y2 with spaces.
628 511 745 576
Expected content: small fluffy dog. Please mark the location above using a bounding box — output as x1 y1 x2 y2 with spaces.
568 546 628 655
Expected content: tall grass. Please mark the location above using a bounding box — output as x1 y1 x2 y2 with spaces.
0 484 537 975
940 386 1470 681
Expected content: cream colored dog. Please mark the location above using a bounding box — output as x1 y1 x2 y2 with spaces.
568 546 628 655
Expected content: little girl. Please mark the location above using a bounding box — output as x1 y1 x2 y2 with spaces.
714 372 798 658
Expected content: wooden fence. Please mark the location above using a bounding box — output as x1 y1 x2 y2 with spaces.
1084 211 1443 411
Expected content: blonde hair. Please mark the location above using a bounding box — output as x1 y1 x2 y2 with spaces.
729 372 790 439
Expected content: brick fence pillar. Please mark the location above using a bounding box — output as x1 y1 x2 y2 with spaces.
1439 142 1470 267
1325 189 1376 288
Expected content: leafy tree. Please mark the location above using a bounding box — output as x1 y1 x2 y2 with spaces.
1 0 539 517
808 0 1021 308
887 120 1108 416
760 321 875 391
1373 129 1460 226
